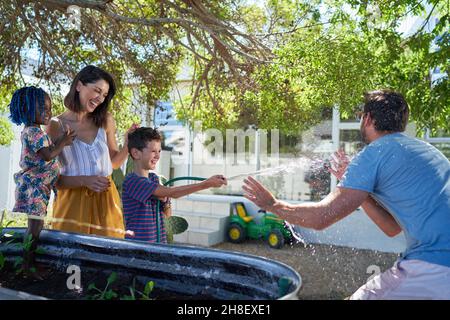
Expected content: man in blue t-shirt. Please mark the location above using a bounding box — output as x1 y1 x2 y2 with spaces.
243 89 450 299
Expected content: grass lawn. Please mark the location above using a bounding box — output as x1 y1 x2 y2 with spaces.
1 206 54 229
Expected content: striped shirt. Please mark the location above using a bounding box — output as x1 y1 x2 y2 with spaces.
58 122 113 177
122 172 167 243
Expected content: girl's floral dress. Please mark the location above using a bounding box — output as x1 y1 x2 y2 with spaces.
13 126 60 216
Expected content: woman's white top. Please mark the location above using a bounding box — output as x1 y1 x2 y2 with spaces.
58 119 113 177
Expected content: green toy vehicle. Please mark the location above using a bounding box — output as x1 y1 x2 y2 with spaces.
226 202 303 249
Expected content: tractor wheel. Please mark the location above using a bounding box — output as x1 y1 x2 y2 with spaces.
227 223 246 243
267 229 284 249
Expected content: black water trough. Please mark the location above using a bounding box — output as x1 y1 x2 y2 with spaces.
0 228 301 300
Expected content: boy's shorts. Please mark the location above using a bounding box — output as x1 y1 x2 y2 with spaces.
350 259 450 300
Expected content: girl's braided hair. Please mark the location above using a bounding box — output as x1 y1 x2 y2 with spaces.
8 86 47 126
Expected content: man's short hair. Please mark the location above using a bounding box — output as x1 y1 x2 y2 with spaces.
363 89 409 132
128 127 162 158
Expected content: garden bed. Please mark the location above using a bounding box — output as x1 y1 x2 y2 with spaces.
0 262 202 300
0 228 301 300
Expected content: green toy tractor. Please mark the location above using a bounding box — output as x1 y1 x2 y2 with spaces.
226 202 303 249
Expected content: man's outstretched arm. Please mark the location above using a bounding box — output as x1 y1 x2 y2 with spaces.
271 187 369 230
243 176 368 230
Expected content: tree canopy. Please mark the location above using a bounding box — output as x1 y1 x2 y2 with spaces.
0 0 448 145
175 0 449 134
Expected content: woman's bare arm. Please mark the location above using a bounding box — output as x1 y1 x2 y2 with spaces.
105 113 129 169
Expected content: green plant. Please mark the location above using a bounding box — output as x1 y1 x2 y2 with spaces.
0 254 4 270
165 216 188 244
0 217 16 271
88 272 155 300
12 234 46 274
87 272 119 300
141 281 154 300
121 277 154 300
1 211 47 274
0 117 14 146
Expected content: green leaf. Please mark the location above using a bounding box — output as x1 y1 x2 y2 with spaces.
104 290 118 300
107 272 117 285
35 247 46 255
165 216 188 235
126 286 136 300
87 283 98 292
0 252 5 270
22 234 34 251
144 281 154 296
14 256 23 268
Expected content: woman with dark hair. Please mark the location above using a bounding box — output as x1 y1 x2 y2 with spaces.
48 65 134 238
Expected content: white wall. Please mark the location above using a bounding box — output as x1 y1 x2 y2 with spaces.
154 150 171 180
295 208 406 253
0 124 22 212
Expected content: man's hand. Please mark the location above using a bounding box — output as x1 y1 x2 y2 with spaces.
328 149 350 181
242 176 277 211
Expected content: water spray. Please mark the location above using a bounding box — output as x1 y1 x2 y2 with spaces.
227 158 314 181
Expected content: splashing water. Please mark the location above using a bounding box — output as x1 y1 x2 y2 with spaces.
226 155 339 247
227 157 318 181
284 221 308 246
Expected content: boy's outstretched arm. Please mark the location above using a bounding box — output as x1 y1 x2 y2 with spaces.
153 175 227 199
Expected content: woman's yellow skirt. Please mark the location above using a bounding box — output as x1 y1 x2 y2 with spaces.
52 176 125 239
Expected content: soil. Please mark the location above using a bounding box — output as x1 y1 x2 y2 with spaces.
0 264 146 300
0 264 204 300
213 240 399 300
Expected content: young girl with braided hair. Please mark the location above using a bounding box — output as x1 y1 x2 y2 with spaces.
9 86 76 278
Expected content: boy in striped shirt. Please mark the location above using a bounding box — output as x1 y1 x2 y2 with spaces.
123 127 227 243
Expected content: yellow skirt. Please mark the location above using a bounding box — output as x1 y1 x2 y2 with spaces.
52 176 125 239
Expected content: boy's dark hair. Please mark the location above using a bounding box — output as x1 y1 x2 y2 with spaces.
128 127 162 159
64 65 116 128
9 86 48 126
363 89 409 132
